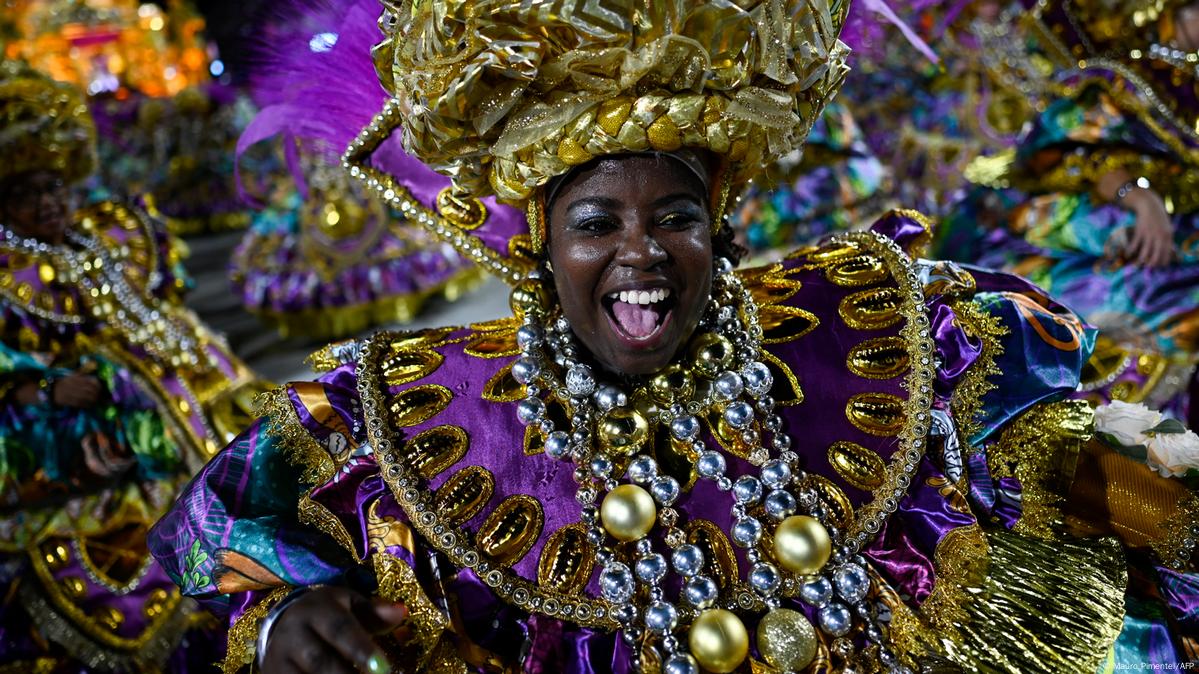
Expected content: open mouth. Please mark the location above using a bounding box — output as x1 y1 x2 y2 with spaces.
602 288 676 343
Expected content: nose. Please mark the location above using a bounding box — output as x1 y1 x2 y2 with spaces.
614 220 668 270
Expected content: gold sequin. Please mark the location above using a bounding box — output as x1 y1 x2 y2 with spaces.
537 524 595 595
839 287 902 330
802 474 855 530
381 348 444 386
825 254 887 287
464 332 521 358
482 363 525 403
407 425 470 479
759 351 804 406
60 576 87 599
93 606 125 632
846 336 910 379
389 384 453 427
478 495 544 567
759 305 819 344
827 441 886 491
845 392 906 436
435 465 495 526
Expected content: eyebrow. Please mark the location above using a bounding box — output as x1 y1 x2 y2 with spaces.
564 192 705 215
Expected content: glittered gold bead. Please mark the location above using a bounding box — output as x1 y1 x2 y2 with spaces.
689 333 735 379
598 407 649 455
600 484 656 542
757 608 817 671
650 365 695 405
647 115 682 151
509 279 551 318
689 608 749 673
597 97 633 137
773 515 831 575
556 137 594 165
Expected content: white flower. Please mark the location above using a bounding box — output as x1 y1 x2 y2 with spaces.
1093 401 1161 447
1146 430 1199 478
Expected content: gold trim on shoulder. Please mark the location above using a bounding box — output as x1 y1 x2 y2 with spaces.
483 362 527 403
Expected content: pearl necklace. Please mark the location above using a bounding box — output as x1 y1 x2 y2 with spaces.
508 260 907 674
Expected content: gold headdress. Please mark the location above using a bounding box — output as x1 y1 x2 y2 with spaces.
346 0 850 281
0 60 96 185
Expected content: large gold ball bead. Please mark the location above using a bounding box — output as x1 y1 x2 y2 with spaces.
689 333 735 379
757 608 818 671
509 279 551 318
598 407 649 455
600 484 657 542
650 365 695 405
773 515 832 575
689 609 749 674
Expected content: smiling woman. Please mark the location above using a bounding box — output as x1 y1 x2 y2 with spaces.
148 1 1199 672
548 154 715 376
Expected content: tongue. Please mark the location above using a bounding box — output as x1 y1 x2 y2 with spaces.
612 301 659 338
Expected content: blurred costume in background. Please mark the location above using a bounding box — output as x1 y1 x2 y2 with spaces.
842 1 1035 217
731 102 892 255
228 0 482 340
149 1 1198 672
4 0 261 235
0 61 265 671
936 0 1199 422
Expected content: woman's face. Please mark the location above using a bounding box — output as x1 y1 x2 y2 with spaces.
547 155 714 377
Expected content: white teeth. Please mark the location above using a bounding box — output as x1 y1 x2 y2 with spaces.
607 289 671 305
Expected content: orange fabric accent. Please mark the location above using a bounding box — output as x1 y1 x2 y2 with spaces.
1065 439 1191 548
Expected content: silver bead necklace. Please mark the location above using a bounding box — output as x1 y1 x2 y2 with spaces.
510 259 907 674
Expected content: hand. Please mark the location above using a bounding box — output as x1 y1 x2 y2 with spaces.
52 373 104 408
1123 190 1176 269
261 586 408 674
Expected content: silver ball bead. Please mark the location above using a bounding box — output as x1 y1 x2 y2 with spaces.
636 553 668 583
672 544 705 576
760 460 791 488
650 475 681 506
644 601 678 634
627 456 659 485
595 385 627 412
742 361 773 395
515 325 543 350
590 455 613 478
516 397 546 426
819 602 853 637
800 577 833 607
544 431 571 459
731 517 763 547
696 451 727 479
763 489 798 520
684 575 719 608
670 415 701 441
733 475 763 505
599 563 635 603
713 371 744 402
834 563 871 604
664 653 699 674
749 562 781 596
723 401 754 429
714 257 734 275
512 357 541 384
